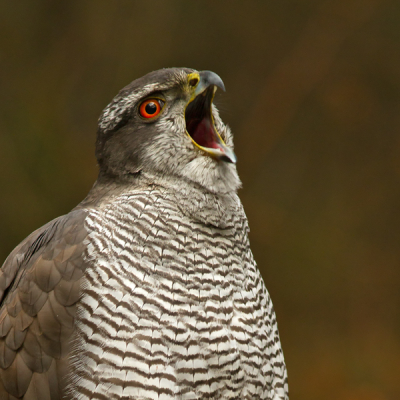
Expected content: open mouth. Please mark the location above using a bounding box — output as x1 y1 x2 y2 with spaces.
185 86 236 163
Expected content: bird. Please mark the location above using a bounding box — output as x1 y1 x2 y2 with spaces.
0 68 289 400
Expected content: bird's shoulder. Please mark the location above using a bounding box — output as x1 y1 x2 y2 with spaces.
0 208 88 398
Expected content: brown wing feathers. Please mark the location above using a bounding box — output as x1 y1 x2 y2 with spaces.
0 210 87 399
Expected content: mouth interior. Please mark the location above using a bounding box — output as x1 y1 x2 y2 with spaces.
185 86 221 150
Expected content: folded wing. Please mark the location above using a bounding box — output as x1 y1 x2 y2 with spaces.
0 209 88 400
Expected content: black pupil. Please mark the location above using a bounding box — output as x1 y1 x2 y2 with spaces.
145 102 157 115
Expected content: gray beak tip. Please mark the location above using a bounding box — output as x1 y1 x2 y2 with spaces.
199 70 226 92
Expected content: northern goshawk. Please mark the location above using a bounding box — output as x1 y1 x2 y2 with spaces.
0 68 289 399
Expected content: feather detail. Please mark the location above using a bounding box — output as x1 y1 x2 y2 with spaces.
0 209 88 398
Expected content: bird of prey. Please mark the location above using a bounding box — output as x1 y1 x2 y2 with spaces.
0 68 289 400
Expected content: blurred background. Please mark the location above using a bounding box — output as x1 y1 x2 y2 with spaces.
1 0 399 399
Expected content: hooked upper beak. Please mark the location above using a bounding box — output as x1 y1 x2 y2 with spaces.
185 71 237 164
194 70 226 96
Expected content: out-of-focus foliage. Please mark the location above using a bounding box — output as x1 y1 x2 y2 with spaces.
0 0 399 399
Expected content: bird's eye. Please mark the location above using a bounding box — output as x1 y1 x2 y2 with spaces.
139 99 164 119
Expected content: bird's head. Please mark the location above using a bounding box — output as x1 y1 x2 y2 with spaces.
96 68 240 194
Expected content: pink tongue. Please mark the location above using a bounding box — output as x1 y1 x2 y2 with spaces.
191 119 220 149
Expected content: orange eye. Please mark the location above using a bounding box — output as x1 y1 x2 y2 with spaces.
139 99 164 118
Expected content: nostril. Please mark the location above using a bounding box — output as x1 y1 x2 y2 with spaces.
189 78 199 87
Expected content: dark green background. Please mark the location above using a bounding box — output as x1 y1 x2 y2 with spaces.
1 1 399 399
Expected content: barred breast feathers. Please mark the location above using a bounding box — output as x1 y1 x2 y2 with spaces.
68 173 288 400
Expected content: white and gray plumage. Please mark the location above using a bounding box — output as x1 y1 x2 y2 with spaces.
0 68 289 400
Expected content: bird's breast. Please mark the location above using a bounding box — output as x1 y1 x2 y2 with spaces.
69 190 277 399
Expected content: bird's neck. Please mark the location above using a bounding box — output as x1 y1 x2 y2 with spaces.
141 170 244 229
76 170 244 229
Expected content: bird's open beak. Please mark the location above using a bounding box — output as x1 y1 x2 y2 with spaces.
185 71 237 164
